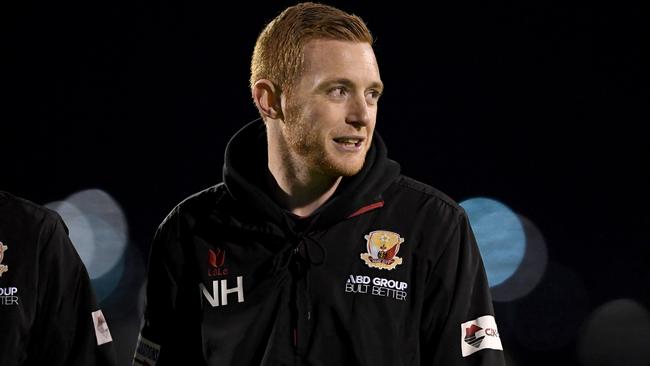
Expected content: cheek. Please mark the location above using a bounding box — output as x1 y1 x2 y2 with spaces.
322 104 351 128
303 106 338 134
363 108 378 132
369 105 378 122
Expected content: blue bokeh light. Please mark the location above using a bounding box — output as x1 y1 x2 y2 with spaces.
460 197 526 287
93 250 125 302
490 215 548 301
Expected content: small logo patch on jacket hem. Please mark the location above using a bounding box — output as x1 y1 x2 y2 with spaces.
361 230 405 270
134 334 161 365
461 315 503 356
92 310 113 345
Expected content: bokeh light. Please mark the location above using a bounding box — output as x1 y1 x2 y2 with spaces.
92 251 125 302
460 197 526 287
578 299 650 366
514 262 591 351
65 189 128 279
490 215 548 302
97 242 148 366
47 189 129 302
46 200 96 266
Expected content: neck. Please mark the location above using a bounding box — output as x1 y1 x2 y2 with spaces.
266 138 342 219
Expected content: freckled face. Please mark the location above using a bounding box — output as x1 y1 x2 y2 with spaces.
281 39 383 177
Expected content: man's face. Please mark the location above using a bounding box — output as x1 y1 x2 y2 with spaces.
280 39 383 177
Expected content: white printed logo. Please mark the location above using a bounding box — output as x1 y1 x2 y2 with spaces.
461 315 503 357
345 274 408 301
200 276 245 307
0 287 19 306
92 310 113 346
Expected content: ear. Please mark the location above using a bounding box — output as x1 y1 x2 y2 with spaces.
252 79 283 120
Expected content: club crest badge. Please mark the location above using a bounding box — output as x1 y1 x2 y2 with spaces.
0 242 8 277
360 230 405 270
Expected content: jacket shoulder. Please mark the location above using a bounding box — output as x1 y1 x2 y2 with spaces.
383 177 472 262
389 175 464 217
0 191 64 234
157 183 230 229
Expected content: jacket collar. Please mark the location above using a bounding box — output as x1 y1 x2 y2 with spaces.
222 119 400 234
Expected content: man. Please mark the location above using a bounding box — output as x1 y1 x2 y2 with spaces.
135 3 505 365
0 191 116 366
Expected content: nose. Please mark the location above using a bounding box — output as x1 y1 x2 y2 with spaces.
345 92 371 128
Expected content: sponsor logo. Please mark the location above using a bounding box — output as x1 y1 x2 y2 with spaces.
345 274 408 301
208 248 229 277
0 287 19 306
360 231 405 270
134 334 161 366
200 276 245 307
464 324 485 347
461 315 503 357
92 310 113 345
0 242 8 277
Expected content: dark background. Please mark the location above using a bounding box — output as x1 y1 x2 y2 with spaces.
3 1 647 365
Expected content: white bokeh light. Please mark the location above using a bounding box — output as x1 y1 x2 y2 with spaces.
45 200 95 266
47 189 128 279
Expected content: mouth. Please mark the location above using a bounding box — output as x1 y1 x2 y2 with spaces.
332 136 365 150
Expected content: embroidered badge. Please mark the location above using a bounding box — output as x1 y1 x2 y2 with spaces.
360 230 405 270
0 242 8 277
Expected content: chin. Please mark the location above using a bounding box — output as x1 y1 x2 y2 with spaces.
320 156 365 177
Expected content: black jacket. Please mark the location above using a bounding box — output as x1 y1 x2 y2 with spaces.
0 191 117 366
136 120 505 365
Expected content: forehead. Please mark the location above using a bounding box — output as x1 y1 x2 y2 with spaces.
300 39 380 86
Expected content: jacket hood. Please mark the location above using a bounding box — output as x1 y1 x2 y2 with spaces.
222 119 400 234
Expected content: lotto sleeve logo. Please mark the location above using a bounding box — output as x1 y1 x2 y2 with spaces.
461 315 503 357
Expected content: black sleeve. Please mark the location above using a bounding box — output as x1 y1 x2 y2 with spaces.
27 214 117 366
420 211 506 365
134 209 205 366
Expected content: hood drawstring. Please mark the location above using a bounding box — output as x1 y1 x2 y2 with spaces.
298 234 326 266
269 229 327 351
272 231 327 274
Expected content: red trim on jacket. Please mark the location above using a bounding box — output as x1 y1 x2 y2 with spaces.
347 201 384 218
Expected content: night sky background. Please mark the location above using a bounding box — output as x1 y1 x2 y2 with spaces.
3 1 648 365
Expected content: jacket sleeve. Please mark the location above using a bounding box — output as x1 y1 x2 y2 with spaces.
420 210 505 365
134 209 205 366
28 213 117 366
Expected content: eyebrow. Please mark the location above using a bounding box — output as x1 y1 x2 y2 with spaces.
319 78 384 93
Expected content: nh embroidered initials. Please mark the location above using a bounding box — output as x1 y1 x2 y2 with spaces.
199 276 245 307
